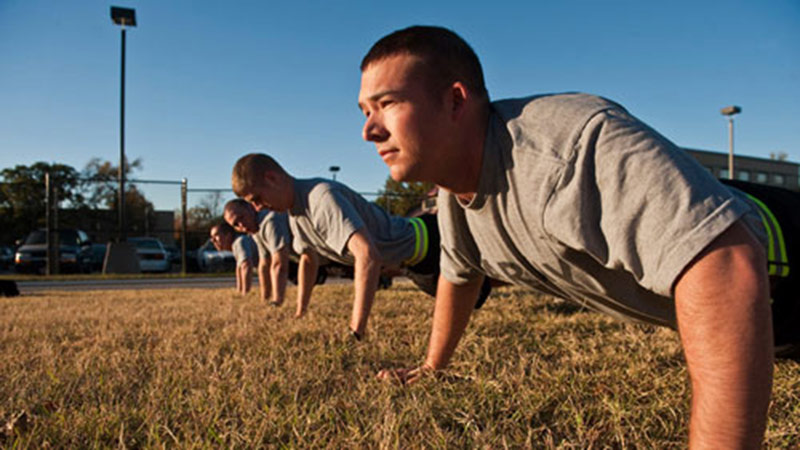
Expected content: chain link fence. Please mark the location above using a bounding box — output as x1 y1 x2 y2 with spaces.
1 173 430 276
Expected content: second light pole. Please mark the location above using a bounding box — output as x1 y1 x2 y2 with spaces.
720 105 742 180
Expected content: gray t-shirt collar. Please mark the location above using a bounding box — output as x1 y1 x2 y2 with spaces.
459 109 509 212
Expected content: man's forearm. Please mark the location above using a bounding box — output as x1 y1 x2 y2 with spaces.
258 258 270 301
674 222 773 449
423 275 482 369
270 248 289 305
235 264 243 294
241 262 253 294
346 230 382 337
296 251 319 317
350 252 381 336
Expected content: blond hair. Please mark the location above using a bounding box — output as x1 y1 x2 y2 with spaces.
231 153 287 197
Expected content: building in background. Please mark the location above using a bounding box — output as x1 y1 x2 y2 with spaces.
686 149 799 190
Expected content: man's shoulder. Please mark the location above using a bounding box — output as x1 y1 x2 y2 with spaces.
303 178 362 209
296 178 337 203
493 93 623 125
489 93 626 159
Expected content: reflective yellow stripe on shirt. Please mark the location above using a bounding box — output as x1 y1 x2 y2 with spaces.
405 217 429 267
746 193 790 277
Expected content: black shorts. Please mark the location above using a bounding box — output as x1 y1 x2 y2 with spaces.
721 179 800 346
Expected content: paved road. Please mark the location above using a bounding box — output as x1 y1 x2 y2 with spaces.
15 277 236 293
13 276 354 294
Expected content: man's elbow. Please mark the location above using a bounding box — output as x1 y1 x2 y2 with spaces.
358 248 382 272
674 221 770 320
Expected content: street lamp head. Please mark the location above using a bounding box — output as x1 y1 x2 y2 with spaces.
111 6 136 27
720 105 742 116
329 166 340 173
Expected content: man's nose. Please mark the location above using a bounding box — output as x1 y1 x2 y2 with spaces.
362 114 387 142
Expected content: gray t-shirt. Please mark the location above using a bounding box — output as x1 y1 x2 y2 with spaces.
288 178 416 266
438 93 765 328
252 209 291 256
232 234 259 267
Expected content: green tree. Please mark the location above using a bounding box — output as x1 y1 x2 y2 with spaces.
81 156 143 208
80 157 155 236
375 176 435 216
0 162 84 245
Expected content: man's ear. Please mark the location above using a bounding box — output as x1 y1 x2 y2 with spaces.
449 81 469 119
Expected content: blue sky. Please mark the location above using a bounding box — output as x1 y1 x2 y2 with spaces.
1 0 798 211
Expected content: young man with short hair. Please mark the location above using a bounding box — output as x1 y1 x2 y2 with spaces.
210 221 259 296
223 199 290 306
224 198 320 318
231 153 491 339
358 25 799 448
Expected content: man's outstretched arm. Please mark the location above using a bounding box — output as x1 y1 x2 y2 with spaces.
295 250 319 318
377 274 483 384
257 256 271 302
239 261 253 295
346 229 382 338
269 247 290 306
674 221 773 449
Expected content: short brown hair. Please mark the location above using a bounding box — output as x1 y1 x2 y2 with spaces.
361 26 488 103
231 153 287 197
224 198 254 216
211 221 235 238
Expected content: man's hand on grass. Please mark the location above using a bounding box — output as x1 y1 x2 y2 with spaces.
376 365 434 385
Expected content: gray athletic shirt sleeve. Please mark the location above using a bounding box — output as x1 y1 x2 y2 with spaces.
232 235 258 266
289 178 416 266
438 93 763 327
256 210 290 254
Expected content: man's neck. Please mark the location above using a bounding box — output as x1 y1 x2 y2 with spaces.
435 107 489 200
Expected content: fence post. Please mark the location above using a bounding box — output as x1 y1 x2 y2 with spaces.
46 172 53 275
181 178 187 276
45 173 60 275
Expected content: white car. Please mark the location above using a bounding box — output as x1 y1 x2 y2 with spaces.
196 239 235 272
129 237 171 273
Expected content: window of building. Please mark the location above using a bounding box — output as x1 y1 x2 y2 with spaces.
719 169 730 179
774 174 785 186
737 170 750 181
756 172 768 183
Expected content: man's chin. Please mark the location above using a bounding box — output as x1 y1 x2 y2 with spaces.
389 166 418 183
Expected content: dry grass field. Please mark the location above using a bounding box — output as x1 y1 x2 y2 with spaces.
1 281 798 448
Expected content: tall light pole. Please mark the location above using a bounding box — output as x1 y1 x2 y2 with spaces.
111 6 136 242
329 166 340 181
720 105 742 180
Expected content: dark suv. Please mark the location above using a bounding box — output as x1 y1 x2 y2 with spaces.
14 229 94 274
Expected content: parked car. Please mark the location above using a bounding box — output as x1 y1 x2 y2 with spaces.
195 239 235 272
129 237 171 273
14 229 93 274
